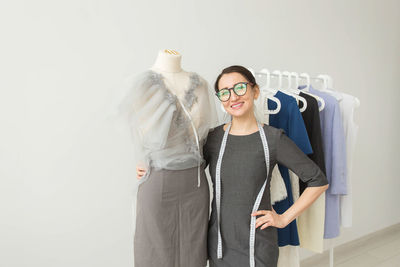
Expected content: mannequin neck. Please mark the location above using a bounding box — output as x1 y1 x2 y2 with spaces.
151 50 183 73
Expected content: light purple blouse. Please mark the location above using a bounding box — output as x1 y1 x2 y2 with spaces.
309 86 347 239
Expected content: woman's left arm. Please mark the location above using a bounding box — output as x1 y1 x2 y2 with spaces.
253 185 328 229
253 130 329 229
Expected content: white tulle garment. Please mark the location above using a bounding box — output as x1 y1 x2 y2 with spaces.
118 69 219 183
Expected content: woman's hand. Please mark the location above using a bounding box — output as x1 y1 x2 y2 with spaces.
136 165 147 180
253 185 329 230
251 207 288 229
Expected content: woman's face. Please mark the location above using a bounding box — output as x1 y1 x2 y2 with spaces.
217 72 259 118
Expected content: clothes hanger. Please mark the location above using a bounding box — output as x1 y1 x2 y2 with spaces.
299 72 311 91
291 72 308 112
282 70 293 92
280 70 307 112
326 74 333 89
299 72 325 111
317 74 329 91
354 97 361 107
272 70 283 90
291 72 299 92
258 68 281 115
317 74 344 101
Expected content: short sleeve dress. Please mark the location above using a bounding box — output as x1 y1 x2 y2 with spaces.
204 124 328 267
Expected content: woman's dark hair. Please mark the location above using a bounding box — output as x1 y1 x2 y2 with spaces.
214 65 257 92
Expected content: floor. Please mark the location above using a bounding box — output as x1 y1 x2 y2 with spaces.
301 223 400 267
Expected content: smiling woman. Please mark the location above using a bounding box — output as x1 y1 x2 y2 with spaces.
204 65 329 267
214 65 261 134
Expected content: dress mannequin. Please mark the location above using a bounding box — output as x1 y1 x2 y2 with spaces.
121 49 218 267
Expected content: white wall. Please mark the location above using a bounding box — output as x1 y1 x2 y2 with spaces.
1 1 399 266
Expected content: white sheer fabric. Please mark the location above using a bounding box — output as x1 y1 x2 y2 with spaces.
118 70 219 179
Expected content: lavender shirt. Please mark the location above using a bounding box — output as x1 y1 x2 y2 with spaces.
308 86 347 238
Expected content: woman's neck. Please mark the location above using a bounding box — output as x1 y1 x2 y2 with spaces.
151 50 183 73
228 111 259 135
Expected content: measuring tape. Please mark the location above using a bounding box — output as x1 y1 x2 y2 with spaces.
215 122 270 267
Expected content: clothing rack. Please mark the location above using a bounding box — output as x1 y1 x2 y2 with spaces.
257 71 326 81
248 68 332 89
250 67 337 267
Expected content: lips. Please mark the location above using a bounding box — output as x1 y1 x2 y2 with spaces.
230 102 244 109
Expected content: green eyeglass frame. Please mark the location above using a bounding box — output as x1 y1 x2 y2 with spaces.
215 82 250 102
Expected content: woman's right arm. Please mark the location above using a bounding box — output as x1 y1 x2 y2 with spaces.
202 127 218 169
136 165 147 180
203 139 210 169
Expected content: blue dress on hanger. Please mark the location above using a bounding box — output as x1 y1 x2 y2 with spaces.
268 91 313 246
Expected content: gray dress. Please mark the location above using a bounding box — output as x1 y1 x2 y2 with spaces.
204 124 328 267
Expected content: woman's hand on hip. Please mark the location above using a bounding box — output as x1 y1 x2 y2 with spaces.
251 207 288 229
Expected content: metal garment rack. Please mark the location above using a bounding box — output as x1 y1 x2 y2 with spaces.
255 71 326 81
251 68 336 267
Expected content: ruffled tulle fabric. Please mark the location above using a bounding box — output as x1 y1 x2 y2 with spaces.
117 69 219 174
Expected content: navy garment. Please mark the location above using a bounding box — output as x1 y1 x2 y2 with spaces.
268 91 313 246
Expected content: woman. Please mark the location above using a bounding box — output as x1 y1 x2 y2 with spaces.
204 65 328 267
138 65 328 267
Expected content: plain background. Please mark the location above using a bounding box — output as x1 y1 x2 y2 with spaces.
0 0 399 266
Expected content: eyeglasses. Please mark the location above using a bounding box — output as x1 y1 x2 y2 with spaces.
215 82 250 102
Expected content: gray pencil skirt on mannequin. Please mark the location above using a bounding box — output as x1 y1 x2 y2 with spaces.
134 162 209 267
